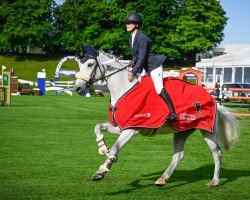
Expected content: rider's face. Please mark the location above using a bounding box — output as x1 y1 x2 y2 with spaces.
126 23 138 32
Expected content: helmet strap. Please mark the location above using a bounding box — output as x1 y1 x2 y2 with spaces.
130 24 139 34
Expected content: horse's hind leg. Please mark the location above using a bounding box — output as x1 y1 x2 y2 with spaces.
95 122 121 156
155 130 193 186
201 130 222 188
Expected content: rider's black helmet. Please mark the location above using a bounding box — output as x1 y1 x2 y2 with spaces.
125 12 143 26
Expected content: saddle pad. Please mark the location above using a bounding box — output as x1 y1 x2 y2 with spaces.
109 76 216 133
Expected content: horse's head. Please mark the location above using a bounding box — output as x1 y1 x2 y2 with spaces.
74 59 96 95
74 45 135 98
74 45 102 95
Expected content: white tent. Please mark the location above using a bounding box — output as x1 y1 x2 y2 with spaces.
196 44 250 87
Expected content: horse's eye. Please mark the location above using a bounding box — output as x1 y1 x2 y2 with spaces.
87 63 93 67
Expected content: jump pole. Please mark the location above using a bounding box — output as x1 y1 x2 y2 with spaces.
233 113 250 117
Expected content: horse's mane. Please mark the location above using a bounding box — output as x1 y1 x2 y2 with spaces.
99 50 124 68
99 50 114 59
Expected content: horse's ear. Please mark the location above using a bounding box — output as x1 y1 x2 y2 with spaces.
87 44 97 52
86 44 99 58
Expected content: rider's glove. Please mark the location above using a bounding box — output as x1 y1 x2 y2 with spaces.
128 60 135 67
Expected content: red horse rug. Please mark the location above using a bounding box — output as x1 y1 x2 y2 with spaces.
109 76 216 133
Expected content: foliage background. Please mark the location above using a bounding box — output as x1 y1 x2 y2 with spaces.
0 0 227 62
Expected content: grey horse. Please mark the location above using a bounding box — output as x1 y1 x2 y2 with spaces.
74 49 240 187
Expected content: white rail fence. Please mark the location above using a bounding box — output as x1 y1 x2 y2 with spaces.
45 81 74 88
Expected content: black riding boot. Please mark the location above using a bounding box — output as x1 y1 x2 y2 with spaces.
159 88 178 122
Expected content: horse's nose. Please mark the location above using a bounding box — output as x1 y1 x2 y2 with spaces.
76 87 82 95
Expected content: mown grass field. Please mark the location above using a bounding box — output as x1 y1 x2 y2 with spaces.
0 54 78 82
0 93 250 200
0 54 187 82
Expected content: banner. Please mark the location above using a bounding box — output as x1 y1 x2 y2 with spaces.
3 73 9 86
2 71 11 106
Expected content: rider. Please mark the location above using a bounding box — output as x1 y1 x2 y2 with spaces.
125 12 178 122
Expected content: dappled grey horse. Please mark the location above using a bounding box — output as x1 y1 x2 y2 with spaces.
74 48 240 187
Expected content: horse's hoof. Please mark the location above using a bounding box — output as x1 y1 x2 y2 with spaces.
206 180 219 188
92 172 105 181
155 177 166 187
98 148 105 155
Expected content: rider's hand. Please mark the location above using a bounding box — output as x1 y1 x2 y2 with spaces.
128 71 134 81
128 60 135 67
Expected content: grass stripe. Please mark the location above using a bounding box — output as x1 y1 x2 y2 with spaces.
0 93 249 199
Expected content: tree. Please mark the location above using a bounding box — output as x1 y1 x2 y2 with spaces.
0 0 7 51
53 0 84 54
0 0 227 61
54 0 127 55
118 0 181 58
116 0 227 62
0 0 55 53
170 0 227 62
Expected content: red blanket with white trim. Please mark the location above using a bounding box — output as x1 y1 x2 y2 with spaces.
109 76 216 133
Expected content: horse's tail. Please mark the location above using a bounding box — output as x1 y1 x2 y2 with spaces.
217 104 240 150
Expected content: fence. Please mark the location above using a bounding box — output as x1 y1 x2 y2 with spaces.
206 87 250 117
45 81 74 88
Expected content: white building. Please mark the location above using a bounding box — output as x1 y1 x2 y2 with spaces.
196 45 250 88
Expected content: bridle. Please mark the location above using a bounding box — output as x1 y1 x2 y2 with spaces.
75 56 128 90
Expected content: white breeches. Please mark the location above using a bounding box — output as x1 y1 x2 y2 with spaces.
150 66 164 94
139 65 164 94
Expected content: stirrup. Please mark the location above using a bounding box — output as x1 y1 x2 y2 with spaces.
167 113 178 122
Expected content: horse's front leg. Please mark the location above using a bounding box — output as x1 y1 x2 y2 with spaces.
95 122 121 156
92 128 139 181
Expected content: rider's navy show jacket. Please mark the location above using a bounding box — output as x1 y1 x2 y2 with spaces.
129 31 166 76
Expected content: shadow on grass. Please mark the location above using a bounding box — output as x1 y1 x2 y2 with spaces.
107 164 250 195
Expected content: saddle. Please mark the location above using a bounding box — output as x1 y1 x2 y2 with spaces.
109 76 216 133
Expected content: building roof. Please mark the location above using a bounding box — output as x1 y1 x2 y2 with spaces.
196 44 250 67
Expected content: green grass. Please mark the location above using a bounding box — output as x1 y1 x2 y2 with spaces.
0 93 250 200
0 54 79 81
